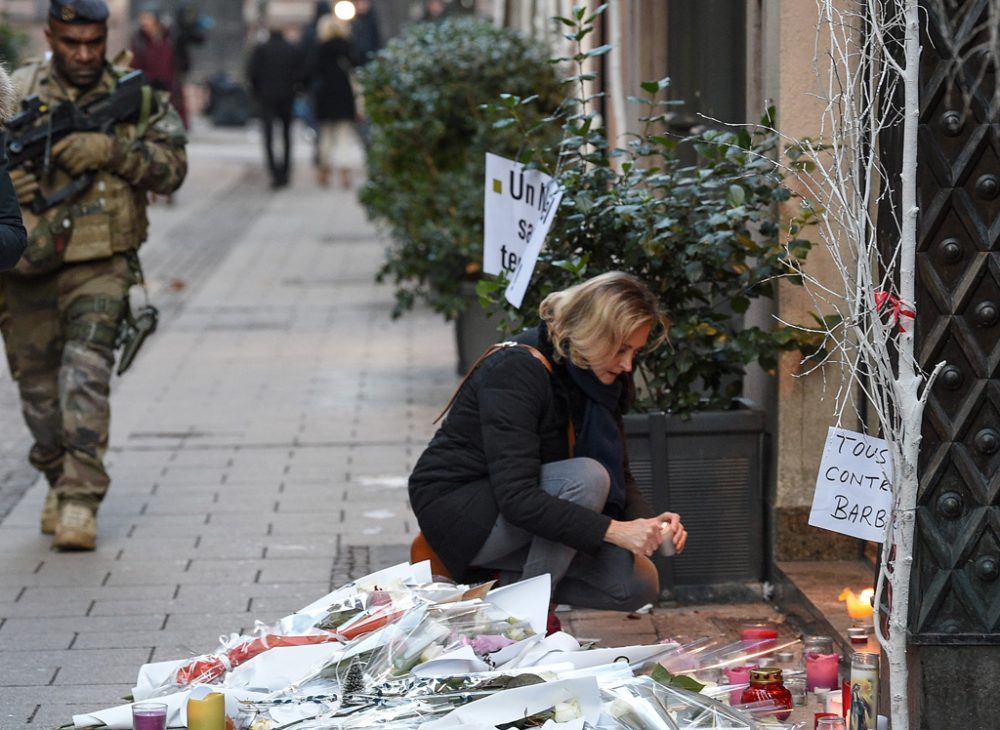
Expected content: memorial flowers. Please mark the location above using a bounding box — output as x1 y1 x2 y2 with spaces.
71 563 801 730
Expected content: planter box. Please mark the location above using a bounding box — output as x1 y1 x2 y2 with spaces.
624 407 767 592
455 283 502 374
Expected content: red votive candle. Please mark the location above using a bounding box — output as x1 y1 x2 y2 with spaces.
740 623 779 651
132 702 167 730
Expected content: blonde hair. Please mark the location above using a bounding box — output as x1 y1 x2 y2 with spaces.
539 271 670 369
318 13 350 42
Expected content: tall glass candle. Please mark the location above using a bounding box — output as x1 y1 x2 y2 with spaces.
187 691 225 730
848 652 879 730
806 651 840 691
132 702 167 730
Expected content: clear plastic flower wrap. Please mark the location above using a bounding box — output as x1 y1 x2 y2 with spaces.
599 675 806 730
356 599 536 684
74 563 809 730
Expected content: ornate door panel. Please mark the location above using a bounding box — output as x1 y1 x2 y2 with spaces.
913 0 1000 643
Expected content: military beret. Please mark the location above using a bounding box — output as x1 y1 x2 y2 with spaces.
49 0 110 24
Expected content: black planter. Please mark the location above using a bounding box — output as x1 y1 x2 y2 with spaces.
454 283 502 374
624 406 767 595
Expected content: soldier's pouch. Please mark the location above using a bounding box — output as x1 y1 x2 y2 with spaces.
16 215 69 275
64 212 113 263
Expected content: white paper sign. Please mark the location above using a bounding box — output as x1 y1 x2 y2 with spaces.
809 426 893 542
483 153 563 308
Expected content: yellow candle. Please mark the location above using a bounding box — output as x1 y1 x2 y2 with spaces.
186 691 225 730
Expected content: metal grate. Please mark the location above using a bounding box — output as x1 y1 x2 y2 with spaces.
627 414 765 587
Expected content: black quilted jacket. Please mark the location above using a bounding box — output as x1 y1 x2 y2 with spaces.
408 324 653 580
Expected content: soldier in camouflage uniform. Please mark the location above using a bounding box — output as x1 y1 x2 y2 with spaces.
1 0 187 550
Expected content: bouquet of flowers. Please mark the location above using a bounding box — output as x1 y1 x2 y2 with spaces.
71 564 805 730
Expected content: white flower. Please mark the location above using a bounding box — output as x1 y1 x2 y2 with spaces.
553 698 581 722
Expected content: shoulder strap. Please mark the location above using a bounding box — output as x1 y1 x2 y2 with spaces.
433 342 552 424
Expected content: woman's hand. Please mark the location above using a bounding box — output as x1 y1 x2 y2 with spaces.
604 512 688 557
657 512 688 555
604 517 667 557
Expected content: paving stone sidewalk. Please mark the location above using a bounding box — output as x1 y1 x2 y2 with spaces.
0 122 456 727
0 122 787 729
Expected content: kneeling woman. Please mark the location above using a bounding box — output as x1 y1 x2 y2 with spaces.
409 272 687 611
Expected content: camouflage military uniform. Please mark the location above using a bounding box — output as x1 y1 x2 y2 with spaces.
0 59 186 530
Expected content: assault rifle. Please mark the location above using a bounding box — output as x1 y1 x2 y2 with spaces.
3 70 148 214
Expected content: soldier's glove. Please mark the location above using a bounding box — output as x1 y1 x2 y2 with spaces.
52 133 120 176
9 168 40 206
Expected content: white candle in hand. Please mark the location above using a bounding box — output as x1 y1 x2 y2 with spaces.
658 521 676 557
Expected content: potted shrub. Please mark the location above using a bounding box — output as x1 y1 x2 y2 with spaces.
480 7 819 597
358 16 563 370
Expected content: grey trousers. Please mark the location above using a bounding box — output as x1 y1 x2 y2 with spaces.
470 457 659 611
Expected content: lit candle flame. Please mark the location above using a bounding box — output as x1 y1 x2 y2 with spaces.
839 587 875 619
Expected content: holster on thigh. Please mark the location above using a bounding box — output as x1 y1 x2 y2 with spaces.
63 296 124 356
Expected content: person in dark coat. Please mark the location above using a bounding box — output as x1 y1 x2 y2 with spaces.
0 64 27 271
298 0 331 145
247 27 305 188
351 0 381 65
310 14 360 187
0 146 26 271
409 272 688 612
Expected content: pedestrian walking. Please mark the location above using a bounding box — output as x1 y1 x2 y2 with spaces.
299 0 331 148
2 0 187 551
351 0 382 65
409 272 688 618
350 0 380 150
247 25 305 189
0 63 27 271
130 1 187 127
310 14 360 188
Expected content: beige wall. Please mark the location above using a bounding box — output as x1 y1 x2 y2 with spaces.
766 0 847 507
765 0 859 559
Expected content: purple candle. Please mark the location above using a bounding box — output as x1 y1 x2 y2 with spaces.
132 702 167 730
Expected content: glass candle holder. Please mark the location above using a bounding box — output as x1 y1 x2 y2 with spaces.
774 649 797 669
817 717 846 730
849 652 879 730
740 623 779 652
806 650 840 691
132 702 167 730
739 667 792 722
786 676 808 706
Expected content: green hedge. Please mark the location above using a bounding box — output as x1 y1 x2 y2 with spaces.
358 16 563 320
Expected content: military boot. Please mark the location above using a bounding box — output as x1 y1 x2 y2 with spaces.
40 491 59 535
54 501 97 551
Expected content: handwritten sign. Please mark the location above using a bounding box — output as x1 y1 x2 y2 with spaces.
809 427 893 543
483 153 563 308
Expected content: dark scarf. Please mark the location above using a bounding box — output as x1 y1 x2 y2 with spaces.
566 360 626 510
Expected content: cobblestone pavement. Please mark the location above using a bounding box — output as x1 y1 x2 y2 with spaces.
0 122 786 728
